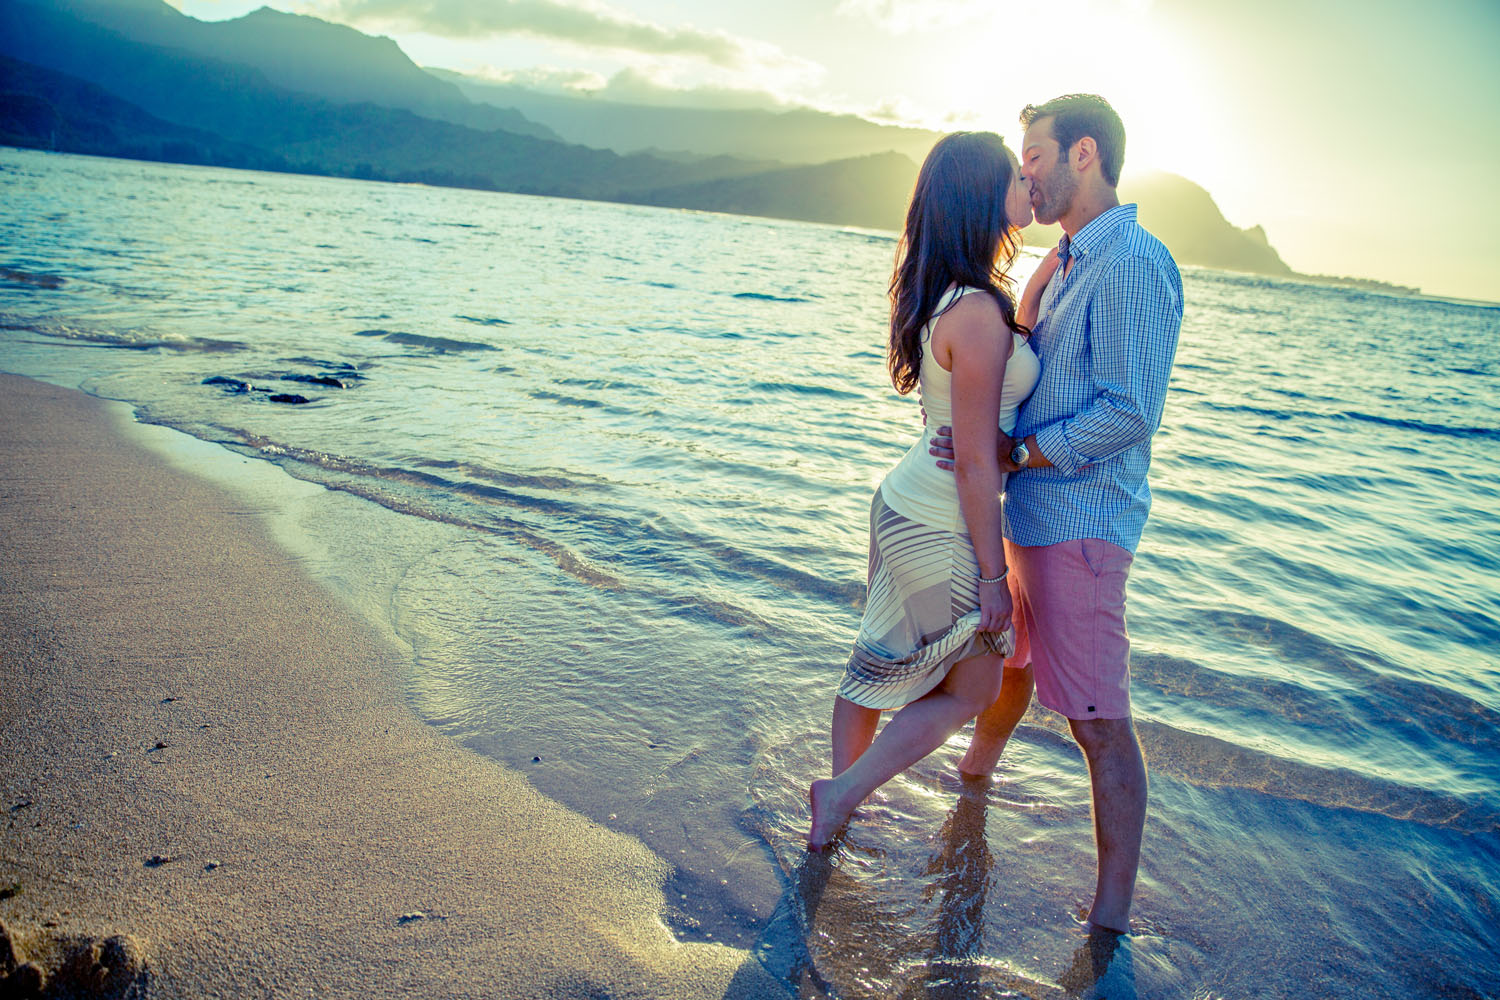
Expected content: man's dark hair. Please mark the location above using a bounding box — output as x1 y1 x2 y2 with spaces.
1020 94 1126 187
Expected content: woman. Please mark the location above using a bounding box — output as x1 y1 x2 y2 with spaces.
808 132 1058 849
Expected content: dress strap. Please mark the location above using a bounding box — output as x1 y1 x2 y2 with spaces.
923 285 984 340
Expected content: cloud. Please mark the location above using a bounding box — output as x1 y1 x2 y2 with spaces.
836 0 1150 34
468 63 800 112
833 0 994 33
319 0 792 70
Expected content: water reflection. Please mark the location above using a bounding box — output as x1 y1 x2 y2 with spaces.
1058 926 1133 999
907 783 992 998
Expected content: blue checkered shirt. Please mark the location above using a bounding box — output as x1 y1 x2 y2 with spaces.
1005 204 1183 554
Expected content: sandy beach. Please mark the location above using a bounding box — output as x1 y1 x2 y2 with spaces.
0 374 787 998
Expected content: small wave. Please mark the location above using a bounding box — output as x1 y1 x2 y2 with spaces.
553 376 643 392
733 292 812 304
1131 716 1499 835
454 315 511 327
1 316 245 353
279 356 368 372
1130 613 1500 834
353 329 496 352
1334 410 1499 441
1196 400 1500 441
197 428 632 592
409 457 608 493
528 389 605 410
749 380 865 400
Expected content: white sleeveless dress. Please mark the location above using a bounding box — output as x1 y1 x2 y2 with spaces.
838 286 1041 710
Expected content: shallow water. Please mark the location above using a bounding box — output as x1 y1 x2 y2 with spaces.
3 147 1498 998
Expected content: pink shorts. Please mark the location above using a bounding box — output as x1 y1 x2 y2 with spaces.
1003 538 1133 720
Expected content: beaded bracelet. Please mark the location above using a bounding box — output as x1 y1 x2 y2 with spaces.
977 568 1009 585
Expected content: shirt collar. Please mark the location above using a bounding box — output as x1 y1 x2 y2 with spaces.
1059 203 1136 264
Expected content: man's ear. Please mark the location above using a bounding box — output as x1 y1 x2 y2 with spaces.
1072 135 1098 173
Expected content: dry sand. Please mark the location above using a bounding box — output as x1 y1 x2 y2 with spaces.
0 374 789 998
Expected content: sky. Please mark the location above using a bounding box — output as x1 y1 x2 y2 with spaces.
175 0 1500 301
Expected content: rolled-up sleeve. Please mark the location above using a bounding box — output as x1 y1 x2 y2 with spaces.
1033 254 1181 476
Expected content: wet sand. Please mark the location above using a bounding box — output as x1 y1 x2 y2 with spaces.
0 374 786 998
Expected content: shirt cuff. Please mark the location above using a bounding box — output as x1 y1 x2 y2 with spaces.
1034 423 1083 476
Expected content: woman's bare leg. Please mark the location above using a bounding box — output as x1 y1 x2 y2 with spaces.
810 651 1004 849
832 696 881 776
958 663 1034 777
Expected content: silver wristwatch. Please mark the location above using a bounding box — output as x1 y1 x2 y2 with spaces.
1009 440 1030 468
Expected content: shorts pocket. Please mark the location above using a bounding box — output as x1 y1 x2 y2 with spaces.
1078 538 1124 578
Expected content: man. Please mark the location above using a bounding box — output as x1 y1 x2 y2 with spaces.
932 94 1183 933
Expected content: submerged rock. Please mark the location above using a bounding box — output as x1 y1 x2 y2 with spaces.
0 920 146 999
0 268 64 289
201 376 250 393
280 373 346 388
268 393 310 405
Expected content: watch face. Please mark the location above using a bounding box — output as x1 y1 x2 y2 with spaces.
1011 444 1028 465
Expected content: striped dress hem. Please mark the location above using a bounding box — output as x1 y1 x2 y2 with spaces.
837 489 1014 711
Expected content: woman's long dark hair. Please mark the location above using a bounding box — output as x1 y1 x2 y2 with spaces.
888 131 1029 395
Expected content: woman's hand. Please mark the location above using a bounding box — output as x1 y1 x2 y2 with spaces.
1038 242 1065 280
1017 243 1064 330
978 579 1013 634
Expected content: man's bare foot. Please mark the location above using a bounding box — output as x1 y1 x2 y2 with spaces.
807 778 853 851
957 740 1004 779
1084 905 1131 935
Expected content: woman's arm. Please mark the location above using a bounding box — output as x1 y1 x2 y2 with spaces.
933 296 1013 633
1017 244 1064 330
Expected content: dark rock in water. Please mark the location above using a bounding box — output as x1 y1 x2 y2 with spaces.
202 376 250 393
355 329 496 353
281 373 346 388
268 393 311 405
1 917 18 972
5 961 45 996
1 268 64 289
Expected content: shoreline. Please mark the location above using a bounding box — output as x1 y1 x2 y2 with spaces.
0 373 787 997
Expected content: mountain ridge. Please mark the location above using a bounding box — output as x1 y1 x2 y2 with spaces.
0 0 1369 289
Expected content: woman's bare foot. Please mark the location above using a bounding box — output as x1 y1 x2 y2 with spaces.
807 778 854 850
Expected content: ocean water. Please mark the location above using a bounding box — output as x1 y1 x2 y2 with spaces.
3 147 1498 999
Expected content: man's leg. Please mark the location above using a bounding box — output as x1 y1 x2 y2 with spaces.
831 696 880 775
957 663 1032 776
1012 537 1139 929
959 538 1035 776
1069 715 1147 932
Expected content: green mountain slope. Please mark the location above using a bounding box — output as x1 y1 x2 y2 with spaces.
429 68 942 166
35 0 559 138
0 52 284 170
0 0 1323 284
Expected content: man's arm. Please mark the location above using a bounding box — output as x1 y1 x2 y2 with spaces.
929 254 1180 473
1029 254 1181 477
